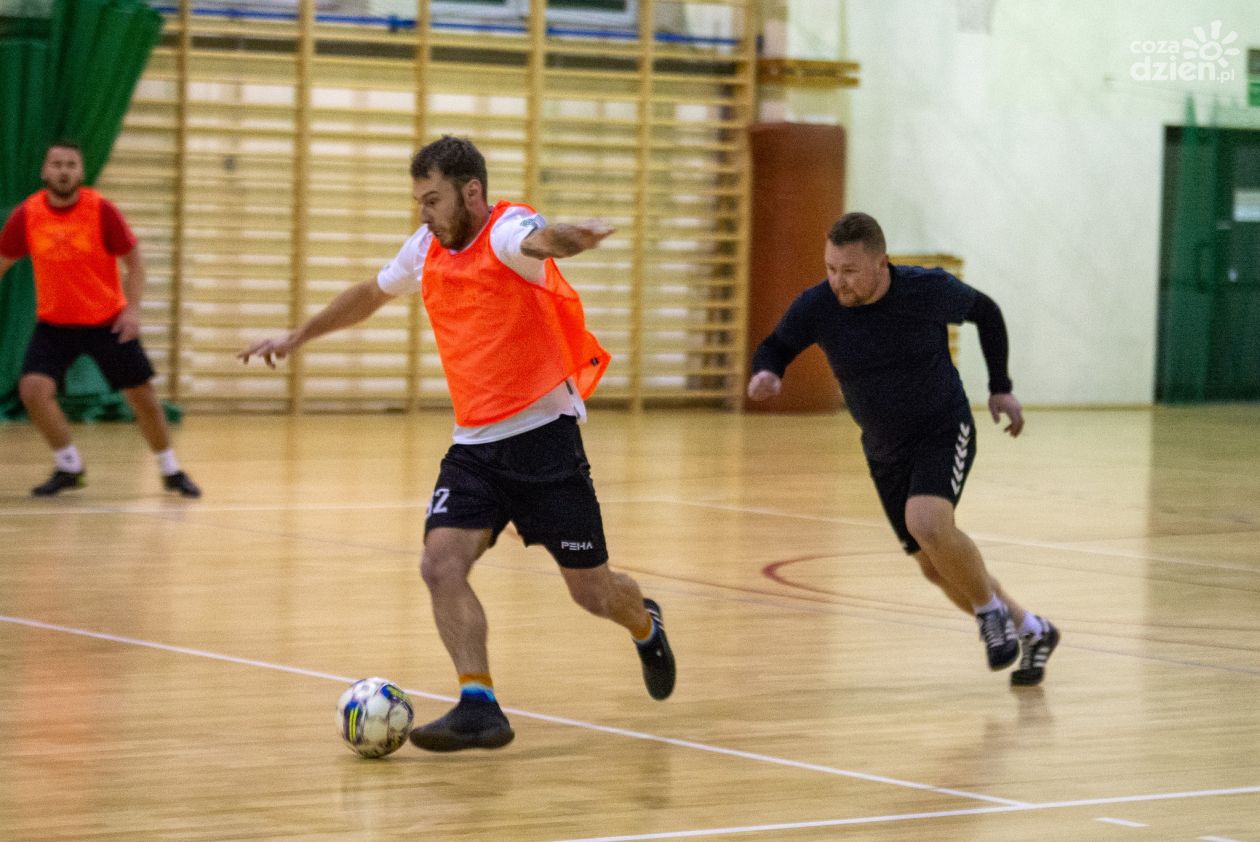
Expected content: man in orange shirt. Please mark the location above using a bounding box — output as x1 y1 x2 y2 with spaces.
240 135 675 751
0 141 200 498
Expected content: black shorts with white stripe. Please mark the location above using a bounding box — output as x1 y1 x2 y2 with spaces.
866 411 977 555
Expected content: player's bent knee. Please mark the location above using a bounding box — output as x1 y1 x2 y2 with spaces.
419 551 469 590
906 516 945 548
418 553 441 589
420 529 489 589
121 382 157 403
18 374 56 404
905 500 953 548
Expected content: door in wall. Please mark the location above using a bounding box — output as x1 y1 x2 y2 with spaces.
1158 127 1260 402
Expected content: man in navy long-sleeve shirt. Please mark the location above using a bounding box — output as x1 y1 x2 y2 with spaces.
748 212 1059 686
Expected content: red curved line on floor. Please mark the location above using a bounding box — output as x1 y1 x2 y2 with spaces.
613 561 847 608
759 555 955 616
761 555 851 599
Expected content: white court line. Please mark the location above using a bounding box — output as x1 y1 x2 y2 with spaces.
0 613 1021 808
0 614 386 691
1096 817 1147 828
550 786 1260 842
490 705 1024 807
1200 836 1245 842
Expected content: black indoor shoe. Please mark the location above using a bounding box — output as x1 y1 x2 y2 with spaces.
163 470 202 498
32 469 85 496
637 598 676 700
408 696 515 752
976 605 1020 671
1011 621 1061 687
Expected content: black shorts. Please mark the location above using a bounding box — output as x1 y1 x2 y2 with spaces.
22 321 155 391
424 415 609 569
867 413 977 555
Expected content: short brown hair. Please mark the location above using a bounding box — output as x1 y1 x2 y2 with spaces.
827 212 886 254
410 135 487 195
45 139 83 158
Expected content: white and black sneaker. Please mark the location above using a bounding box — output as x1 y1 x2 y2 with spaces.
637 599 676 700
1011 621 1060 686
976 605 1019 671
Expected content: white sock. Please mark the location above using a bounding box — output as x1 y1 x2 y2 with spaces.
973 594 1004 616
156 448 180 476
55 445 83 473
1018 613 1045 640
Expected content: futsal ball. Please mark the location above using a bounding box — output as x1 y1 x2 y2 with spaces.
336 677 414 758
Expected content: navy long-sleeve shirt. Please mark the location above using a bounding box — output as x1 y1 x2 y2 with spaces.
751 264 1012 460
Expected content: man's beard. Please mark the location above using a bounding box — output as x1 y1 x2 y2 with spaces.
439 195 478 250
44 177 81 200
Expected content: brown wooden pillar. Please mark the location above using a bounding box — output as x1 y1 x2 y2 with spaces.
745 122 846 413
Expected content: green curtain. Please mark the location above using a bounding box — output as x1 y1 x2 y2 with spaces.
0 0 163 420
1157 96 1220 403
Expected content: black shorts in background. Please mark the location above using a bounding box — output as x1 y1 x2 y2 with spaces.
22 321 155 391
867 412 977 555
424 415 609 569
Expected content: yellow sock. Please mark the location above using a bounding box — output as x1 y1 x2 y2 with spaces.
458 673 496 702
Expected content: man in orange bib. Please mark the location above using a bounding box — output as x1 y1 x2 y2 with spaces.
0 141 200 498
239 135 675 751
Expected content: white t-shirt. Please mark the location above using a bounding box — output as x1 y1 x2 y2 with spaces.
376 205 587 444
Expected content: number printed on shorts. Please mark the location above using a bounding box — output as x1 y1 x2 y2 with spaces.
427 487 450 516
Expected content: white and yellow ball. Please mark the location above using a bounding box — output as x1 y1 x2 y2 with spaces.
336 677 414 758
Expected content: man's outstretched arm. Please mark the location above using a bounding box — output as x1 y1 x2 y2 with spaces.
520 220 614 259
238 279 395 368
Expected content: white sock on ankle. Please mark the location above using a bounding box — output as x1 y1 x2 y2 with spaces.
1018 613 1045 640
156 448 180 476
55 445 83 473
973 594 1004 616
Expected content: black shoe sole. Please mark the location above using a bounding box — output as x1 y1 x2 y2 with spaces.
1011 626 1060 686
409 725 515 752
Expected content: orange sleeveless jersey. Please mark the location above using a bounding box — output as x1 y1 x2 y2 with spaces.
421 201 611 426
24 188 127 325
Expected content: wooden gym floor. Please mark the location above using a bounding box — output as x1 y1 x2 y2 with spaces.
0 405 1257 840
